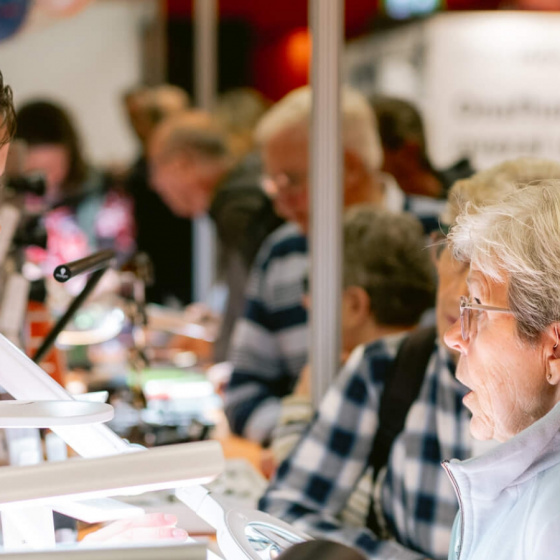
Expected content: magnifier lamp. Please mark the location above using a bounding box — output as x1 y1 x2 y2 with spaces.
0 252 313 558
176 486 309 560
0 332 312 558
0 325 314 560
38 251 215 367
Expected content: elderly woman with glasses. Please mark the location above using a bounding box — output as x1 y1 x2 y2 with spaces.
443 181 560 560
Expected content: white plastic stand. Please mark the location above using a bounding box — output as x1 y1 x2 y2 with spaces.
0 400 113 427
1 507 55 551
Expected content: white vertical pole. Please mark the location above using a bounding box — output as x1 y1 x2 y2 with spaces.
309 0 344 407
192 0 218 303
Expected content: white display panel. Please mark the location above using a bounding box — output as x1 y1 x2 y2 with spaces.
425 12 560 169
345 12 560 170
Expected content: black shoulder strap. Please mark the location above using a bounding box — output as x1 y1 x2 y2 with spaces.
366 326 437 535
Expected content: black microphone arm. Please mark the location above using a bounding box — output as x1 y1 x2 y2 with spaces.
53 249 116 283
33 250 116 363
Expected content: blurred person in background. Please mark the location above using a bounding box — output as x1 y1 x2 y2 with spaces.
224 85 443 445
371 95 474 199
259 156 560 560
0 70 16 176
123 84 192 306
268 205 435 470
214 87 271 162
149 110 283 362
124 85 189 154
15 100 135 275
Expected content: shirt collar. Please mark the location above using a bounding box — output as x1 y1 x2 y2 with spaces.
445 401 560 501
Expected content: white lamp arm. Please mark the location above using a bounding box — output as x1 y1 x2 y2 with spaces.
0 333 129 457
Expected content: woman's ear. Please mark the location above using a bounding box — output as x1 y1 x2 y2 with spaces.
545 323 560 385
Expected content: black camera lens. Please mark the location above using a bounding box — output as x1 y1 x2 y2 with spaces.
7 172 46 196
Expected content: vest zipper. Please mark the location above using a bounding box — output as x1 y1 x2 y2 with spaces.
442 460 464 560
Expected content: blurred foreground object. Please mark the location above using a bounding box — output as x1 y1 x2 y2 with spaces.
278 540 367 560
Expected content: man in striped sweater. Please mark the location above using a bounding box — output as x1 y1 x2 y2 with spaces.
224 86 442 443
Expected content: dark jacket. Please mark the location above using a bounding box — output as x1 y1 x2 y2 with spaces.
209 152 284 361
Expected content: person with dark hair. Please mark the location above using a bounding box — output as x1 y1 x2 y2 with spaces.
15 100 135 271
0 69 16 175
149 109 283 362
371 95 474 199
123 84 193 306
16 101 88 199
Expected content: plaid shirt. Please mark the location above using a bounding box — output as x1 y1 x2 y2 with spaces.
259 334 473 560
225 185 445 444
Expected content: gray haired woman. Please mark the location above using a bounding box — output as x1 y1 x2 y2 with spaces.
444 181 560 560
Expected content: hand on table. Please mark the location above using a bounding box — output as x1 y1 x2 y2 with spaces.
80 513 188 545
293 363 311 398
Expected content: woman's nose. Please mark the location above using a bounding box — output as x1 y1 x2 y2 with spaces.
444 317 467 354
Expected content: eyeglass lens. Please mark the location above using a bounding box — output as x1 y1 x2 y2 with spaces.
460 296 470 341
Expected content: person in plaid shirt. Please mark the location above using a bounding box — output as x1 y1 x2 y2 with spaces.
260 158 560 560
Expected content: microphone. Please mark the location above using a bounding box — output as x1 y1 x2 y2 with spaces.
53 249 116 283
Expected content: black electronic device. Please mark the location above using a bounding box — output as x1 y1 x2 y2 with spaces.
6 172 47 197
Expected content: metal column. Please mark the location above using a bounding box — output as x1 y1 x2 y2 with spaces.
309 0 344 407
192 0 218 303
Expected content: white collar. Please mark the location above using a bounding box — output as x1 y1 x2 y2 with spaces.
445 401 560 501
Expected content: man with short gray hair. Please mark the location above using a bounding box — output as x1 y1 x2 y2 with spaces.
224 86 439 444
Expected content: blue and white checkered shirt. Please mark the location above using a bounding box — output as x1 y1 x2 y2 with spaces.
259 334 473 560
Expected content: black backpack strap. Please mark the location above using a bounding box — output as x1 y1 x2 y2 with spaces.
366 326 437 536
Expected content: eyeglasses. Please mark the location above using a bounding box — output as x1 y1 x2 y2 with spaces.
261 172 307 197
459 295 512 341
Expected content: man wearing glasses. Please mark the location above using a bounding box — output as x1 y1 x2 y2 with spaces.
224 85 417 444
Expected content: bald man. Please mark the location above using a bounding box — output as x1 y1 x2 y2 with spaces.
149 110 283 361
